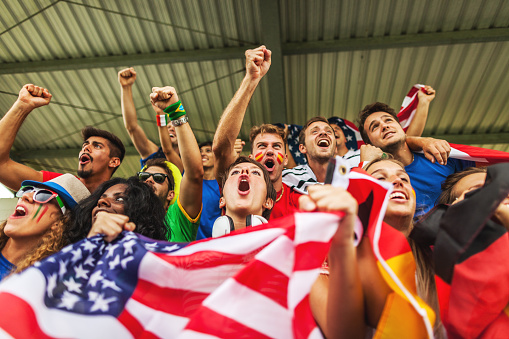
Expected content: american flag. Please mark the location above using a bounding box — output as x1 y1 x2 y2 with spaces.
0 214 338 338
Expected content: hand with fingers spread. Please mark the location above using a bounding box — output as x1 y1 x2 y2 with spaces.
150 86 179 114
87 211 136 243
421 137 451 165
17 84 52 110
245 45 272 80
418 85 435 104
234 138 245 157
118 67 137 88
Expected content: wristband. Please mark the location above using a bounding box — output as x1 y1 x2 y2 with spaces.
156 114 168 127
164 100 186 121
171 115 189 127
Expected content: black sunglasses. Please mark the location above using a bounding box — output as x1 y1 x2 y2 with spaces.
137 172 170 184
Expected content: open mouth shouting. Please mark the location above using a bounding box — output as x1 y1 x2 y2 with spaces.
263 158 275 172
389 190 408 202
79 153 93 166
317 138 331 149
238 175 250 195
10 204 28 219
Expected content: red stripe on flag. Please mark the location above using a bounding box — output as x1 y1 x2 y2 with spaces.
155 250 254 269
184 306 273 339
294 241 331 271
131 279 209 317
293 295 318 339
0 292 57 339
234 260 289 308
118 309 159 339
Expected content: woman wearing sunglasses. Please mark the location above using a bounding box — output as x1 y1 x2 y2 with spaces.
0 174 90 280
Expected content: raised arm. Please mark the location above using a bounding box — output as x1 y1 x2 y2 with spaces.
303 185 366 338
0 84 51 190
119 67 159 159
151 87 203 218
157 123 184 173
405 85 435 137
212 45 272 181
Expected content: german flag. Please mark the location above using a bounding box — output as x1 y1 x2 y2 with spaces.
414 163 509 338
326 158 436 338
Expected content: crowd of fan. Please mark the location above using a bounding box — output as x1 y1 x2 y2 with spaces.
0 45 507 338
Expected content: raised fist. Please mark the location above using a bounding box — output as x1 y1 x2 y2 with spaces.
245 45 272 80
118 67 137 87
418 85 435 104
18 84 52 109
150 86 179 114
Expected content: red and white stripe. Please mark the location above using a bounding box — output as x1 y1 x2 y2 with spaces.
398 84 424 132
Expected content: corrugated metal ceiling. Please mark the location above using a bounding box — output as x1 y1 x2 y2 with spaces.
0 0 508 181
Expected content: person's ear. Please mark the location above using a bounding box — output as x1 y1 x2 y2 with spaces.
263 198 274 211
219 197 226 209
109 157 121 169
299 143 307 155
283 153 288 167
166 190 175 203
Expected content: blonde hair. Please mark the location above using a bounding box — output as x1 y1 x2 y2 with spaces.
0 214 69 276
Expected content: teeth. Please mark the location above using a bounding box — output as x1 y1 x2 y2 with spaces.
318 140 329 147
390 192 406 199
15 206 26 215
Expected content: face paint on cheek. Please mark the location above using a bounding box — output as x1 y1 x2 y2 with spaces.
32 204 42 220
276 152 284 164
36 205 49 223
254 152 264 162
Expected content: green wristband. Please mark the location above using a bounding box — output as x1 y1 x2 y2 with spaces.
164 100 186 121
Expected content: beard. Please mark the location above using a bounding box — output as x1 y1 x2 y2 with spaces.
381 135 406 154
77 168 93 179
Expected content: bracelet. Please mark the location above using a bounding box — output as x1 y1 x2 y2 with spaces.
171 115 188 127
164 100 186 121
156 114 169 127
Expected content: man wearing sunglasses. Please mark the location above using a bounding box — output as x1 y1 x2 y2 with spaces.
137 86 203 242
0 84 125 194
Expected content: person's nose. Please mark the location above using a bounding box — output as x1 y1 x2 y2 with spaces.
97 197 111 208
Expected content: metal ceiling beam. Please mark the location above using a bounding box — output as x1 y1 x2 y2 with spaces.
1 28 507 75
283 27 509 55
10 133 509 161
259 0 287 124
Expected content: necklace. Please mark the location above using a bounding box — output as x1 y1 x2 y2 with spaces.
276 185 284 202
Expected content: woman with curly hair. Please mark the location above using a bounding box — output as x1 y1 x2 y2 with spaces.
66 176 167 243
0 174 90 279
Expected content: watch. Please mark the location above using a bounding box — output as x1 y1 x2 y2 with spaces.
171 115 188 127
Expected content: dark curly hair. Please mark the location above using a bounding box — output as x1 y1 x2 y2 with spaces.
65 177 167 244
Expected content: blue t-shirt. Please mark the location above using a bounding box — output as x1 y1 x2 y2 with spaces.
405 152 475 216
140 147 166 169
0 252 15 281
196 179 221 240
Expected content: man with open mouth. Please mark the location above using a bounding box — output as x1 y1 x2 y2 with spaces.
0 84 125 194
282 117 337 194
